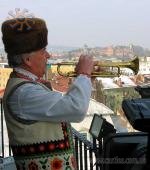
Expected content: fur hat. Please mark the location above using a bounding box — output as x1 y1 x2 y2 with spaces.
1 18 48 55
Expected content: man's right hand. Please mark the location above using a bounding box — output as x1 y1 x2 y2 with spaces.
75 54 94 77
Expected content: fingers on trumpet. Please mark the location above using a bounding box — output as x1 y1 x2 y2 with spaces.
75 54 94 77
93 61 105 72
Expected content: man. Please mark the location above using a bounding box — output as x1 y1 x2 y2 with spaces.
1 17 94 170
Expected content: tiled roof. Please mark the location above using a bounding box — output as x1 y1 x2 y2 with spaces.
96 75 142 89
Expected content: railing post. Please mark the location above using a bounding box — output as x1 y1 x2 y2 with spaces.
89 149 93 170
1 98 4 157
74 136 79 170
84 144 88 170
79 140 83 170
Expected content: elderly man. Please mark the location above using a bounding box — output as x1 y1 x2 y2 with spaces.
1 17 94 170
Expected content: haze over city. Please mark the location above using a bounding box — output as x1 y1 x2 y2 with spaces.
0 0 150 49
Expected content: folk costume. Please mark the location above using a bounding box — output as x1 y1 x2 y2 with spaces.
1 18 92 170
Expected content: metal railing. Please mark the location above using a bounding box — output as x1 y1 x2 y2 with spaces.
0 97 98 170
0 97 12 158
72 128 101 170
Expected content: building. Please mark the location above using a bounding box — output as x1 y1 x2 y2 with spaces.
0 68 12 96
100 46 114 56
139 56 150 74
92 76 140 116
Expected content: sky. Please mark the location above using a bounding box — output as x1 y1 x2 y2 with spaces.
0 0 150 49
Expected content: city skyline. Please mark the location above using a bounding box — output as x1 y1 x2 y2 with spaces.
0 0 150 48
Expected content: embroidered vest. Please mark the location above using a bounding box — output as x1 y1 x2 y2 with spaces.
3 78 77 170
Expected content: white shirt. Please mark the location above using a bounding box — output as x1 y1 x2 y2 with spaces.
8 69 92 123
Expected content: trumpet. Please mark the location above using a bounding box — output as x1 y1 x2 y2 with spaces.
49 56 139 77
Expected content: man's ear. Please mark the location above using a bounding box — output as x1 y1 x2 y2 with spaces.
22 56 31 66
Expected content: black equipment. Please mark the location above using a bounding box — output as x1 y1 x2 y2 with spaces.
102 132 147 170
89 84 150 170
135 84 150 99
122 84 150 170
89 114 116 139
122 98 150 132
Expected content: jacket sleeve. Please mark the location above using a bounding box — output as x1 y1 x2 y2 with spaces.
8 75 92 122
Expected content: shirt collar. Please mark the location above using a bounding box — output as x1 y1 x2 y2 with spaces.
14 67 38 81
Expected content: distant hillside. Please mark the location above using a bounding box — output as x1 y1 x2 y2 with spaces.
47 45 79 53
0 40 149 56
131 45 150 56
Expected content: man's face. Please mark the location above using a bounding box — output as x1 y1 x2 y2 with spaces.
24 48 51 78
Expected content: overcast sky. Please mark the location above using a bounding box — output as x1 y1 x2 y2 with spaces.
0 0 150 48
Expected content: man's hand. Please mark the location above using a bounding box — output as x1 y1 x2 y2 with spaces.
75 55 94 77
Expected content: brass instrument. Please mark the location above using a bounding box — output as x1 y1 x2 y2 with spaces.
50 56 139 77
